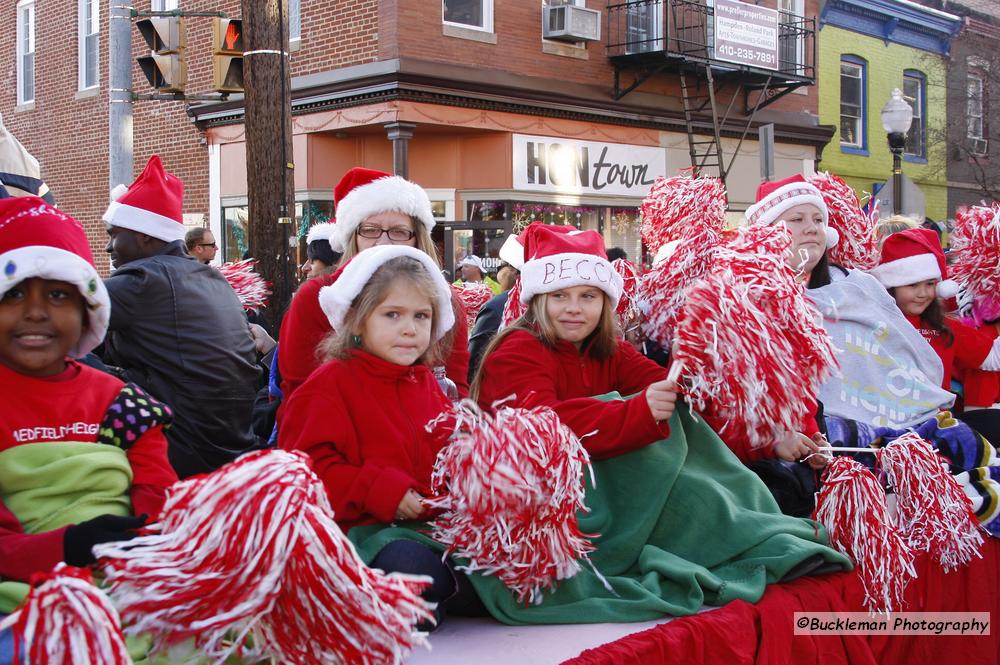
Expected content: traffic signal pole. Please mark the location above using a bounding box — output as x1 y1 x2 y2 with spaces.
108 0 134 190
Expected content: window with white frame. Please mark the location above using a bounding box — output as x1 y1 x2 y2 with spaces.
150 0 179 11
903 70 925 158
443 0 493 32
79 0 100 89
839 57 865 148
289 0 301 41
778 0 804 74
16 0 35 105
967 68 987 155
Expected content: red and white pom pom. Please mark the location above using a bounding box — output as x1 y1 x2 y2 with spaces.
0 564 132 665
501 276 527 329
217 258 272 314
950 204 1000 301
664 224 838 448
808 172 879 270
94 449 433 665
813 457 916 614
425 401 596 605
639 172 727 256
880 433 984 571
457 281 494 330
612 258 642 331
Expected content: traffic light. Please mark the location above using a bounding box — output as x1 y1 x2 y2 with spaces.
136 17 187 93
212 18 244 93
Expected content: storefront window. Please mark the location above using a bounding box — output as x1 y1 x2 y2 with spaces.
223 200 334 264
469 200 506 222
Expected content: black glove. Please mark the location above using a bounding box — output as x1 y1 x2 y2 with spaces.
63 514 147 567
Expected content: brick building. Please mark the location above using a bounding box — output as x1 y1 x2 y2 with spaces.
3 0 832 274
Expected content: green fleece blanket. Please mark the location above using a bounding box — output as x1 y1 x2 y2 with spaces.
0 441 132 614
350 401 851 624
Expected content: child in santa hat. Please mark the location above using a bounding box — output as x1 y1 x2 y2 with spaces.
279 244 482 629
871 228 1000 431
301 221 341 280
277 167 469 402
0 197 177 619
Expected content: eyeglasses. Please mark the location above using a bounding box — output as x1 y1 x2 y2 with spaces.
356 225 415 242
198 243 218 248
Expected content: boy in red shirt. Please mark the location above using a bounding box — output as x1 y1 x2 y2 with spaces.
0 197 177 615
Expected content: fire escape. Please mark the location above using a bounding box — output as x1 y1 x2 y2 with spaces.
607 0 816 188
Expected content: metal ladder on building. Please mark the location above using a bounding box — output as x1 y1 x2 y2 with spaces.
678 65 728 186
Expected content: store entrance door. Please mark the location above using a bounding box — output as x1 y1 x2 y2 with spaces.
434 220 513 281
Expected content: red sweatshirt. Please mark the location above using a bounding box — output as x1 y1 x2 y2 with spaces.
0 360 177 582
476 330 671 459
906 314 995 395
278 270 470 400
953 324 1000 408
278 350 451 530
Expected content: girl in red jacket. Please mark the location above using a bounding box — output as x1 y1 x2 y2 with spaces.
871 227 1000 439
279 244 481 628
0 197 177 618
473 223 679 458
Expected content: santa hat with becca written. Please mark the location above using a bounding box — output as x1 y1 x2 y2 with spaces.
330 167 436 253
103 155 185 243
318 244 455 340
517 222 623 307
0 196 110 357
744 174 839 248
869 227 960 298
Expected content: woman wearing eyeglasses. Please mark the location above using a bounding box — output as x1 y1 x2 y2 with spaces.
277 168 470 401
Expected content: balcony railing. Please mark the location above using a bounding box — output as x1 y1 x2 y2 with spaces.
607 0 815 82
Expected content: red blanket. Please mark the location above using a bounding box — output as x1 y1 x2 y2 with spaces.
567 538 1000 665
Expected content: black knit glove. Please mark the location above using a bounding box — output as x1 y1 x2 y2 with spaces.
63 514 147 567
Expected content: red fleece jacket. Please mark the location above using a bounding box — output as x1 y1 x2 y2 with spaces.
907 314 994 395
278 350 451 530
476 330 672 459
278 270 470 401
0 361 177 582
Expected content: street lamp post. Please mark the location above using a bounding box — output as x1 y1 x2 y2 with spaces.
880 88 914 216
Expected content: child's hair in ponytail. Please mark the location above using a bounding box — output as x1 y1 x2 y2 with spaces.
321 256 447 366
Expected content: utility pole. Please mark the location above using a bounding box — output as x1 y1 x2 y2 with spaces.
241 0 296 331
108 0 134 189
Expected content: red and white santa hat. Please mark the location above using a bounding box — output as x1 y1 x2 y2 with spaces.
0 196 110 357
869 227 959 298
103 155 185 243
518 222 623 306
330 167 435 253
318 244 455 340
744 174 839 248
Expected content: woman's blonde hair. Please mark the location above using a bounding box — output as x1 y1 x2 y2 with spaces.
470 290 618 400
875 215 919 246
321 256 448 367
337 216 440 268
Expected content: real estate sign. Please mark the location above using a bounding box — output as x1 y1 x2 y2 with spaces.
714 0 780 71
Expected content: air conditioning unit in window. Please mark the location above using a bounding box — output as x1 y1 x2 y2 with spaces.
543 4 601 42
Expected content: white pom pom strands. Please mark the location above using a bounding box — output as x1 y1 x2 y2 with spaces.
0 564 132 665
501 277 527 329
94 449 433 665
457 281 494 330
611 258 642 332
880 433 984 572
808 172 879 270
426 401 596 606
648 224 838 449
639 172 727 257
813 458 916 614
950 204 1000 301
217 258 272 314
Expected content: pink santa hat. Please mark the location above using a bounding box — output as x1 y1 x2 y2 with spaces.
744 174 839 248
330 167 435 253
318 245 455 340
103 155 185 243
517 222 623 307
0 196 110 356
869 227 960 298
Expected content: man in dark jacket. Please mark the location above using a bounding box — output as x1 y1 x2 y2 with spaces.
102 156 259 478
